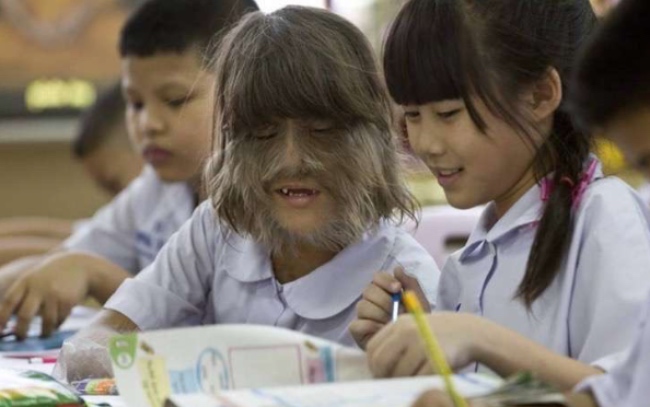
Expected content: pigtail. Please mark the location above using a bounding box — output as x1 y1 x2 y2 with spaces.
517 110 591 307
383 0 596 307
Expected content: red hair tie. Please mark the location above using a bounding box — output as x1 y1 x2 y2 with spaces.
540 159 598 211
559 176 575 188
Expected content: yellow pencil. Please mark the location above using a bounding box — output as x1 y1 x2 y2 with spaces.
402 291 468 407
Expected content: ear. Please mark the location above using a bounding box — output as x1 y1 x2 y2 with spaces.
522 67 563 123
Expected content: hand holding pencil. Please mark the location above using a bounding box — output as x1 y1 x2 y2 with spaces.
366 309 484 378
350 267 430 349
402 291 468 407
412 390 480 407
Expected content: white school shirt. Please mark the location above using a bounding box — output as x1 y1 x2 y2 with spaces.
637 182 650 208
105 201 440 346
438 160 650 370
576 293 650 407
62 166 195 274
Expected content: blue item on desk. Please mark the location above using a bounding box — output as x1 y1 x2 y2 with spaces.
0 330 75 352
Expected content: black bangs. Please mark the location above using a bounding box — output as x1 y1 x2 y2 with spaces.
384 0 470 106
222 10 386 133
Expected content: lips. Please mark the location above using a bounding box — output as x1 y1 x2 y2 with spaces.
433 167 463 187
438 168 462 176
278 188 318 197
274 184 321 209
142 146 172 165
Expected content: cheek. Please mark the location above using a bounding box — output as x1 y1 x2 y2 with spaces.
404 122 425 154
126 114 141 144
178 100 213 139
180 123 212 154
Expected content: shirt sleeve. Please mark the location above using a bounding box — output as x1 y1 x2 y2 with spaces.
569 180 650 370
61 173 147 273
104 201 218 330
575 295 650 407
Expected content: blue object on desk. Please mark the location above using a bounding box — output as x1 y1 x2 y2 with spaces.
0 330 76 352
391 292 402 322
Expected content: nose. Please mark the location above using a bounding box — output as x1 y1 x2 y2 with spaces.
282 121 303 167
138 105 166 137
408 116 446 159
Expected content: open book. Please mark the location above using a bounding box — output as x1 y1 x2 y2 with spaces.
110 325 563 407
165 374 501 407
109 325 375 407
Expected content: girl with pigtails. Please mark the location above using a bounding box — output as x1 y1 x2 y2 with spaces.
351 0 650 392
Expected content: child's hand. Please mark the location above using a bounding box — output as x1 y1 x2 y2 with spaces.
366 312 482 378
412 390 480 407
0 254 90 339
0 256 42 295
350 267 430 349
412 390 453 407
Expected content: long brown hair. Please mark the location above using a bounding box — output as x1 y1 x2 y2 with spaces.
205 6 418 253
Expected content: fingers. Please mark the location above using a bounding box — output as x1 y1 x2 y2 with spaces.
0 281 27 333
390 341 429 377
360 273 402 319
366 315 426 378
412 390 456 407
40 297 59 338
58 300 74 328
349 319 384 350
14 290 42 340
415 359 434 376
358 288 392 323
395 267 431 312
352 273 403 349
366 322 409 378
371 272 402 294
368 334 408 378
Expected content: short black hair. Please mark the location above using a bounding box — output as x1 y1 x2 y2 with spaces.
570 0 650 131
119 0 259 65
72 83 126 159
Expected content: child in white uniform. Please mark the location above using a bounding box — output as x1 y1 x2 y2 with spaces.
57 5 441 381
352 0 650 391
0 0 258 339
413 0 650 405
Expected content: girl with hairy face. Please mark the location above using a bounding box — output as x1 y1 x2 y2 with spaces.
206 5 424 263
58 6 441 382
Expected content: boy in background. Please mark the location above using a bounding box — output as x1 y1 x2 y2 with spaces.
0 0 258 339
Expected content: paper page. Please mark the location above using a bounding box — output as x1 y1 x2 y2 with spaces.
110 325 372 407
166 374 501 407
84 395 129 407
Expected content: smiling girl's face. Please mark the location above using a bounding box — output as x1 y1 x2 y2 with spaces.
404 98 544 217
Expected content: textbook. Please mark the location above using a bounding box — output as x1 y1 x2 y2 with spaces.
165 374 502 407
110 325 564 407
163 373 568 407
109 325 373 407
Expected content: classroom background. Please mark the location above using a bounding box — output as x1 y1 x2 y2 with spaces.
0 0 640 220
